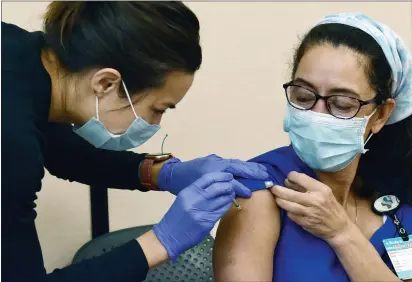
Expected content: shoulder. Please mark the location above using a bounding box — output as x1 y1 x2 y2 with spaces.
2 22 44 71
2 21 26 37
2 21 27 35
2 21 40 49
2 22 51 126
248 145 315 185
249 146 300 165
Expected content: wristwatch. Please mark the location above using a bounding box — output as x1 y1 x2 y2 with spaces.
140 153 174 191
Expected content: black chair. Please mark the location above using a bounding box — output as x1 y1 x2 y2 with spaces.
77 186 216 281
73 224 215 282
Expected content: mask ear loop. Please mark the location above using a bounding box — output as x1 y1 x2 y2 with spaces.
121 80 138 119
95 96 100 120
362 107 379 154
363 133 374 153
362 107 379 153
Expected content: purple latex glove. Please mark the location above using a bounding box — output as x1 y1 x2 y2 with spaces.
153 172 249 261
157 154 269 195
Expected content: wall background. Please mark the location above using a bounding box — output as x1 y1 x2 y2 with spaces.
2 1 411 272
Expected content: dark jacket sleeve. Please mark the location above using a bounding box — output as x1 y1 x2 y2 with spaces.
2 123 150 282
2 21 150 282
47 240 149 282
43 122 148 191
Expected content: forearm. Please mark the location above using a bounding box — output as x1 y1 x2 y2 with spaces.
136 230 169 269
329 222 401 282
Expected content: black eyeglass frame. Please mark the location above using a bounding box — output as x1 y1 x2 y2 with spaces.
283 81 380 119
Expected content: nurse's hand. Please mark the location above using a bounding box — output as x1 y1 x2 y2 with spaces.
153 172 250 261
270 171 352 244
157 154 269 195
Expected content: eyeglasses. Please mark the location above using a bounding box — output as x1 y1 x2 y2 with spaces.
283 82 377 119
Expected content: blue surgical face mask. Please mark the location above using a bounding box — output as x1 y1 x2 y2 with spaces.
283 105 376 172
73 81 160 151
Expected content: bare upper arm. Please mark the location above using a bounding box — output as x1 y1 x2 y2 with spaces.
213 189 281 281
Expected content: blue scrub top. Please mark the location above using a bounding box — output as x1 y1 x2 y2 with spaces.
239 145 412 282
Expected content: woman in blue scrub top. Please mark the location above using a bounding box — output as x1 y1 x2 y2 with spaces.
214 13 412 282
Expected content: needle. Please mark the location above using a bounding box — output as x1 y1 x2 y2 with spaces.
233 199 242 210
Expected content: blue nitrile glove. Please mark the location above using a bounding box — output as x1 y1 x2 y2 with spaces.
157 154 269 195
153 172 250 261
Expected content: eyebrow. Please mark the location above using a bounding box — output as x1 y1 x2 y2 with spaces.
292 77 360 98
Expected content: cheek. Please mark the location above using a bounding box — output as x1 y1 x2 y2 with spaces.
133 106 161 125
357 103 375 117
132 96 165 125
145 109 164 125
100 110 136 134
101 109 161 134
151 114 163 125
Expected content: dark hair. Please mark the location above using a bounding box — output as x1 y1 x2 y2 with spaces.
43 1 202 94
292 23 412 204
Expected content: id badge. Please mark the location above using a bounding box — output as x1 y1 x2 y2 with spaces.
383 235 412 280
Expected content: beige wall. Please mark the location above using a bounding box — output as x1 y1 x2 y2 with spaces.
2 1 411 273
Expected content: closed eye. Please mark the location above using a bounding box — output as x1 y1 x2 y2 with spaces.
153 108 167 115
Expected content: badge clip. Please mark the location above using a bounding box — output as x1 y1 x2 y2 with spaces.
372 195 409 241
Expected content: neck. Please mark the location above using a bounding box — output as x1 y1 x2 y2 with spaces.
41 49 71 123
315 155 361 205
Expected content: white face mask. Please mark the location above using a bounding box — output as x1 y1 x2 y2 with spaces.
284 104 376 172
73 81 160 151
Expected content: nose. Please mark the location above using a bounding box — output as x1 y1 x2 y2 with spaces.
311 98 329 114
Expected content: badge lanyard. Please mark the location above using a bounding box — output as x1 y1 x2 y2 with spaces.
373 195 412 280
372 195 409 241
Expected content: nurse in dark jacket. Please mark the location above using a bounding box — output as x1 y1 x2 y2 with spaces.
1 2 269 281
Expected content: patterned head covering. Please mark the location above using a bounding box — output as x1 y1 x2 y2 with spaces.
315 12 412 125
